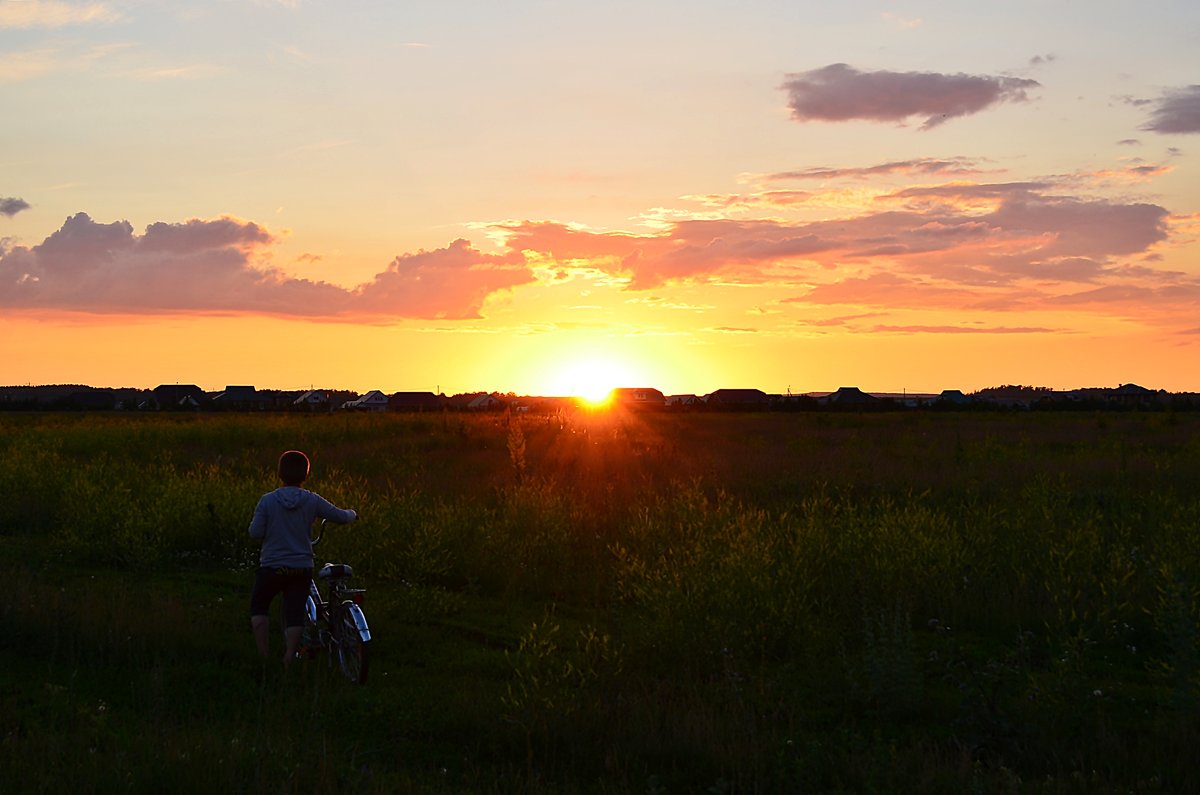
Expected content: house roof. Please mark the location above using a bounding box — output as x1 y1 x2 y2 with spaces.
824 386 879 403
705 388 769 403
294 390 328 403
612 387 664 401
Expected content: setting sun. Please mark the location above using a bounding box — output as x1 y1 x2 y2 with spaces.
549 356 641 404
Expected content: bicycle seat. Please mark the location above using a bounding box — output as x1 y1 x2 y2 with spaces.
317 563 353 579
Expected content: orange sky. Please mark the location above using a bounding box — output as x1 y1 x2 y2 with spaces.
3 2 1199 396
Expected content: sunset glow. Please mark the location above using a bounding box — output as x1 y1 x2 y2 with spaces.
2 2 1199 394
546 356 640 404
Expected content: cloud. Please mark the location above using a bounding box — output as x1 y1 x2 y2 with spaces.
0 1 117 28
781 64 1039 129
495 180 1176 328
501 219 834 289
0 41 134 83
354 240 534 320
1142 85 1200 134
869 324 1057 334
1 197 31 217
0 47 57 81
0 212 535 319
1048 282 1200 309
683 190 814 209
881 12 922 30
766 157 993 182
790 273 991 311
3 175 1186 329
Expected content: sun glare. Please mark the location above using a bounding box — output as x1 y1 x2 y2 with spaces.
550 356 638 405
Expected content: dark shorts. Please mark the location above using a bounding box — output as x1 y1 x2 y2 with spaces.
249 567 314 628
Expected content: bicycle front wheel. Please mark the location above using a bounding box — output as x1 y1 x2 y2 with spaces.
335 606 370 684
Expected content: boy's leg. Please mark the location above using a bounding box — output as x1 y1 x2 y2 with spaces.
283 626 303 665
249 568 280 659
251 615 271 657
280 572 313 666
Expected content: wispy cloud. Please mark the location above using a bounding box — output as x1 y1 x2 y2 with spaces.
868 324 1057 334
781 64 1039 129
123 63 226 81
765 157 994 182
1 197 31 217
0 213 535 320
880 12 922 30
0 47 57 81
0 41 134 82
0 1 117 28
1142 85 1200 134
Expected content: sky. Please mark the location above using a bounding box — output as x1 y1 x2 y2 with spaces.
2 0 1199 397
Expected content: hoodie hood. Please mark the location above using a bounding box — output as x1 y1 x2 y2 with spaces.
274 486 306 510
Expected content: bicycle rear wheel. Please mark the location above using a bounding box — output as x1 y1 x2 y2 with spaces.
335 606 370 684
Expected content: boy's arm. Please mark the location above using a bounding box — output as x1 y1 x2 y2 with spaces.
313 494 357 524
248 497 269 539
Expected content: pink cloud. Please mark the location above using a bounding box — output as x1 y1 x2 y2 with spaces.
781 64 1039 129
354 239 533 320
1049 282 1200 309
499 182 1171 292
502 219 833 288
789 273 994 311
0 212 534 319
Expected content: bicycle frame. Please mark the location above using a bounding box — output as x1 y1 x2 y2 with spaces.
304 566 369 648
304 566 372 646
300 521 372 683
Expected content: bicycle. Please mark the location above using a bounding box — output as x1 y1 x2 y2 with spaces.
298 519 372 684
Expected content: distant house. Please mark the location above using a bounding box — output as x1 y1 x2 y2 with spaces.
611 388 665 409
152 384 205 410
1112 383 1160 408
466 393 505 411
342 390 389 412
666 394 703 408
293 390 330 411
935 389 973 408
703 388 769 410
819 386 882 410
388 391 445 412
211 385 270 411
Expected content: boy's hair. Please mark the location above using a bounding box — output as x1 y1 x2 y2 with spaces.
278 450 311 486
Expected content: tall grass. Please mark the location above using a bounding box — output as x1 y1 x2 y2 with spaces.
3 409 1200 791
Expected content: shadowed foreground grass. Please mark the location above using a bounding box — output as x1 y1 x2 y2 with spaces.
3 410 1200 792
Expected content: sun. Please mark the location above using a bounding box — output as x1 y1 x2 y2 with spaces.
549 356 637 405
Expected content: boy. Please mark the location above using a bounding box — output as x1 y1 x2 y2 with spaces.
248 450 357 666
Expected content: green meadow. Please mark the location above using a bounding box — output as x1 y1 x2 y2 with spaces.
2 409 1199 793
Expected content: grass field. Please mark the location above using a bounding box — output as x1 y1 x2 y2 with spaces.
2 408 1199 793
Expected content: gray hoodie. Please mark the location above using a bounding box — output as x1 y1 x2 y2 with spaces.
248 486 357 568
